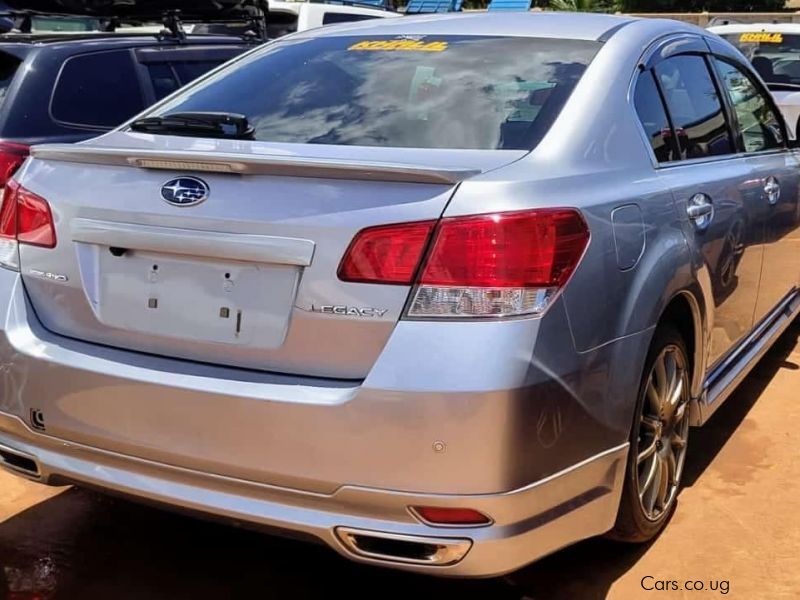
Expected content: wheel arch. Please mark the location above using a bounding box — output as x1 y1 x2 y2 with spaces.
653 286 710 424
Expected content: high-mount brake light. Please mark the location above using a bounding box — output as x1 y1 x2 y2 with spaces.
339 208 589 318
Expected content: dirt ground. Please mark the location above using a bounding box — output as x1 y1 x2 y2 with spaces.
1 322 799 599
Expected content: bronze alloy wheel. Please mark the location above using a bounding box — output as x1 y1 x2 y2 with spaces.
635 343 690 521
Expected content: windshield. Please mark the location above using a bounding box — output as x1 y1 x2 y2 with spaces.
721 32 800 87
153 35 601 150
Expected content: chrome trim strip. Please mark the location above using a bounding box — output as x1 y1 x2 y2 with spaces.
705 287 798 391
699 288 799 425
71 218 315 267
30 145 480 185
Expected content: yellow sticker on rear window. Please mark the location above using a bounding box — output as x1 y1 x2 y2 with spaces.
348 40 449 52
739 32 784 44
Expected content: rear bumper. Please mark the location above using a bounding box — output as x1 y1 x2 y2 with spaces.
0 266 646 575
0 412 626 577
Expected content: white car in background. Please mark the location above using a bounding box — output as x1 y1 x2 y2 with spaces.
709 23 800 136
192 1 401 39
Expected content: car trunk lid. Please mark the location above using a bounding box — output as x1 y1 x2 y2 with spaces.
17 133 525 379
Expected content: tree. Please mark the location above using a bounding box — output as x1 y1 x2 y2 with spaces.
546 0 786 10
549 0 624 10
622 0 785 10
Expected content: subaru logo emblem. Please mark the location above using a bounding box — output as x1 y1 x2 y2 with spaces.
161 176 209 207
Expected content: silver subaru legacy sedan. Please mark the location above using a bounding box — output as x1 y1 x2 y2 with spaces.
1 12 798 577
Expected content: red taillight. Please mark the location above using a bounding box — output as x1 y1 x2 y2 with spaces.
0 142 30 188
17 186 56 248
0 178 18 239
339 208 589 318
337 220 435 285
411 506 491 526
420 209 589 288
0 180 56 249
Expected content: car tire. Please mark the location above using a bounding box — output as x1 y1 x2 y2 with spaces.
608 324 691 542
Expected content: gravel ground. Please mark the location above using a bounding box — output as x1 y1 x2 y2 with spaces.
2 320 799 599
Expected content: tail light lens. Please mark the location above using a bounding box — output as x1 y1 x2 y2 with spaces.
339 208 589 318
337 220 434 285
0 142 30 189
0 180 57 271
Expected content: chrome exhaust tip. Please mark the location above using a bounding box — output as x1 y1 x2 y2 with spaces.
0 442 41 478
335 527 471 567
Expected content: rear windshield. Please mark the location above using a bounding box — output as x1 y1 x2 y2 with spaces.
154 35 601 150
0 53 21 109
721 32 800 87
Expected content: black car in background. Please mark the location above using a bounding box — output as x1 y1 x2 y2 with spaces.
0 2 263 187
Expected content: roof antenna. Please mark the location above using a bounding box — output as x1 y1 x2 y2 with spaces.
159 9 186 43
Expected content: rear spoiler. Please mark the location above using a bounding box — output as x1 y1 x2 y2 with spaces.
30 144 480 185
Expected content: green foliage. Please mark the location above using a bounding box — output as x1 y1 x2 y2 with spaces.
579 0 786 10
409 0 788 12
549 0 624 11
541 0 787 10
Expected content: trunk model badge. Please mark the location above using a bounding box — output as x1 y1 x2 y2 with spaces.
28 269 68 283
312 305 388 318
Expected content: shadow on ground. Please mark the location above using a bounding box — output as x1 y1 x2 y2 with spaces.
2 320 798 600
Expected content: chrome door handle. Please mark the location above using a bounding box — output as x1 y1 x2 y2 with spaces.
687 193 714 230
764 176 781 205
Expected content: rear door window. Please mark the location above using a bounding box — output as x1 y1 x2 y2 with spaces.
322 13 381 25
634 69 680 163
172 61 224 85
51 50 145 128
713 58 784 153
156 36 601 150
147 61 228 101
655 54 734 160
148 63 181 101
0 53 21 108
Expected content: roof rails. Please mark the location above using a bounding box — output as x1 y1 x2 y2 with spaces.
404 0 462 14
487 0 532 11
309 0 395 10
0 1 270 41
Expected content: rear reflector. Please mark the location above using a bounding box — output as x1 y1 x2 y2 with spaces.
338 220 434 285
411 506 492 526
0 142 30 189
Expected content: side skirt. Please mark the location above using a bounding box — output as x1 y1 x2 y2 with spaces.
695 288 800 426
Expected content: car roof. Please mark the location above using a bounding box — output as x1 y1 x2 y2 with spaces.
708 23 800 34
290 11 640 42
